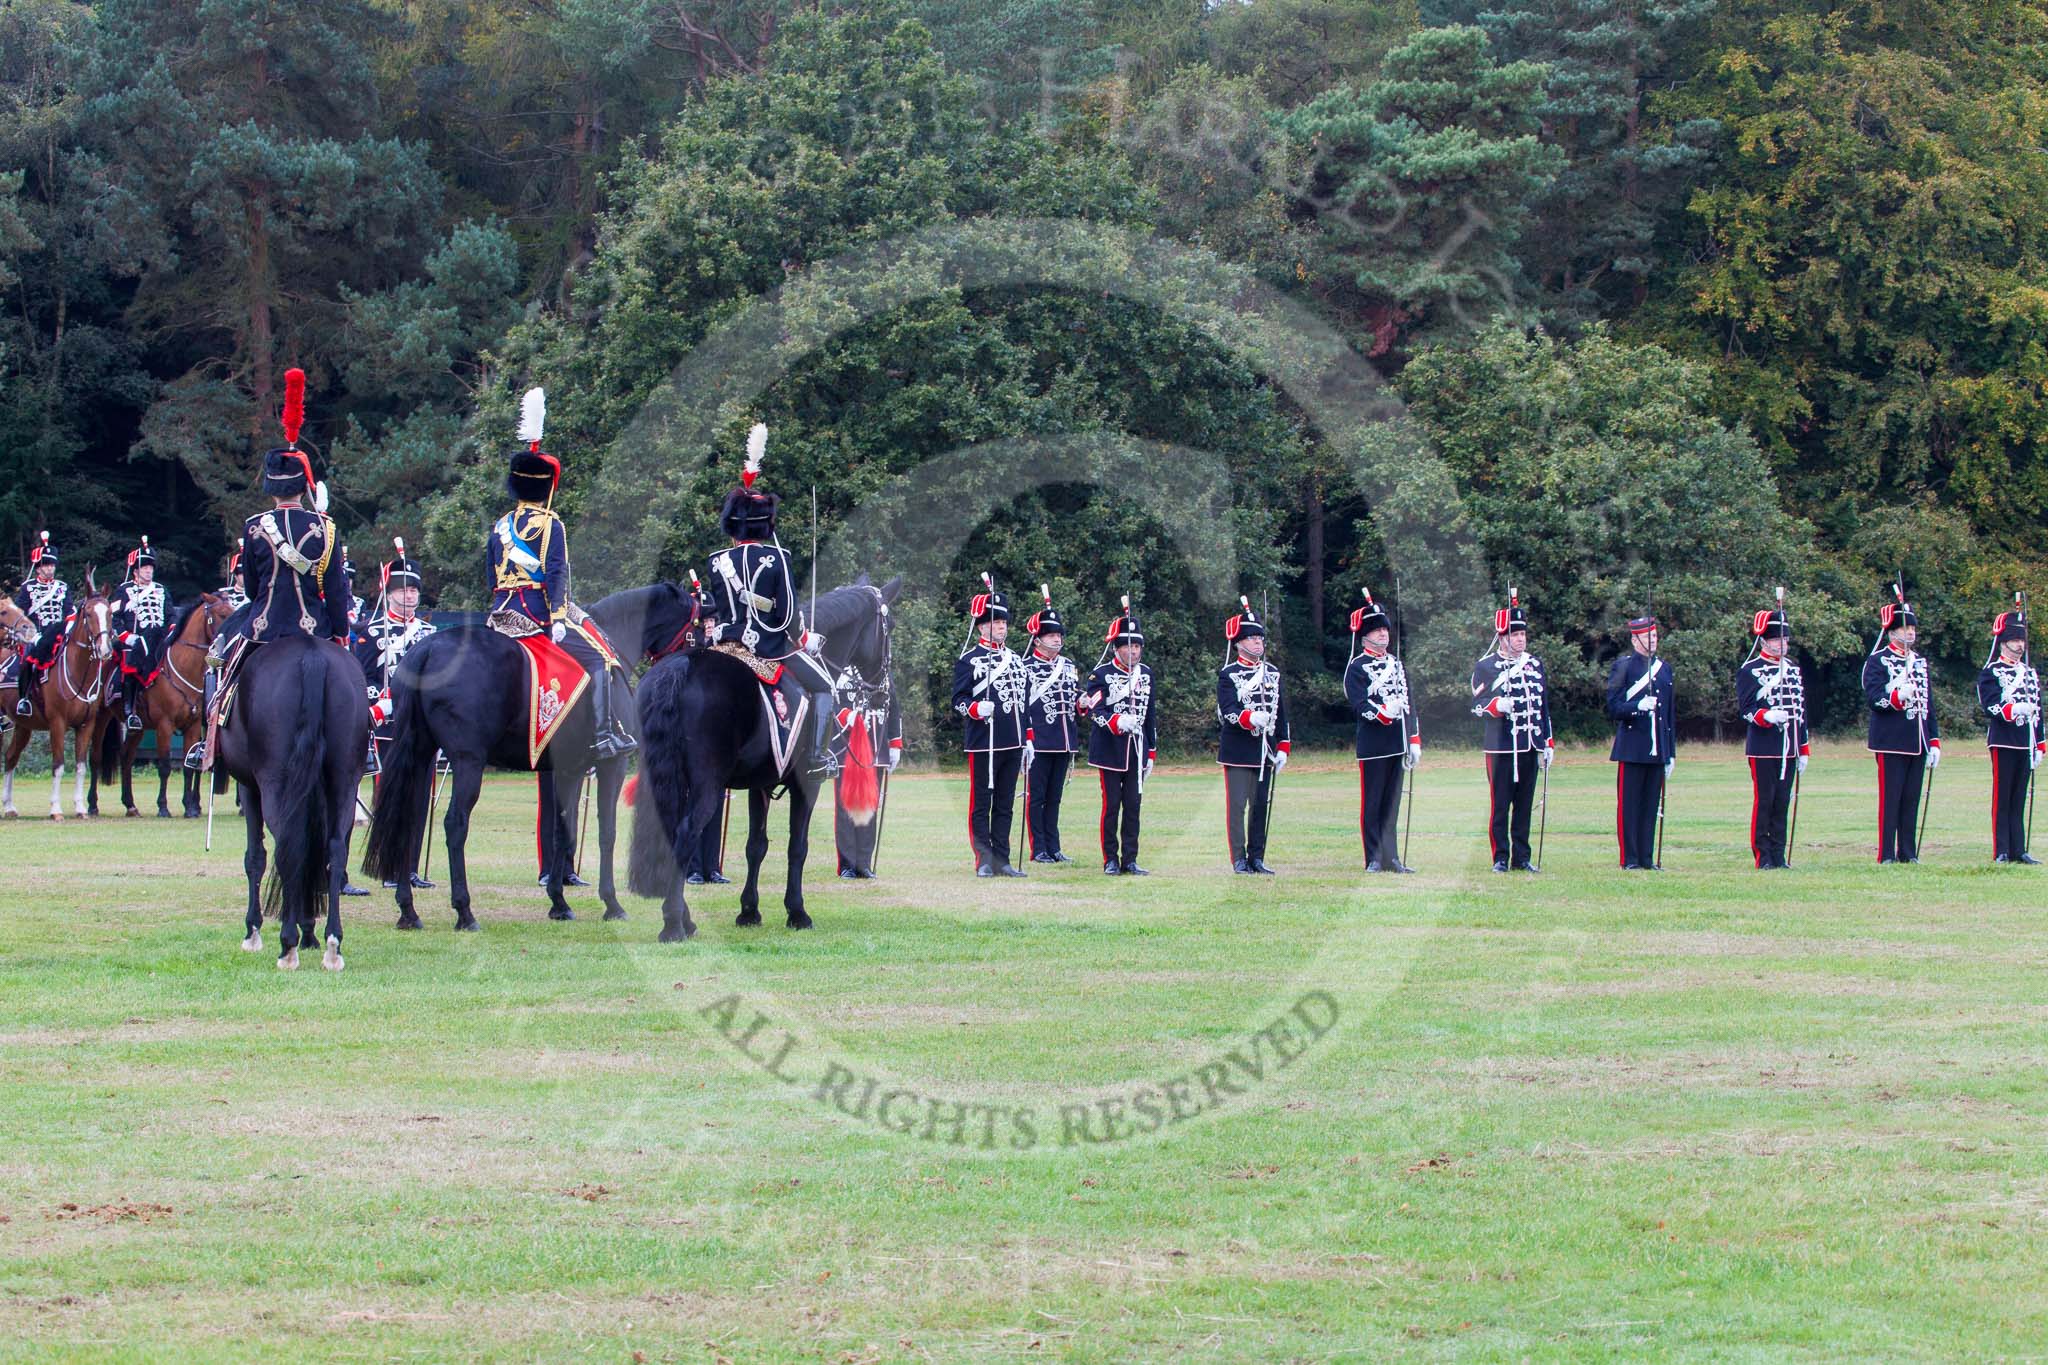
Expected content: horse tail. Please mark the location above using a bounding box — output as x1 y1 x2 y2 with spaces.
95 711 123 786
628 656 690 898
363 654 433 883
267 646 333 922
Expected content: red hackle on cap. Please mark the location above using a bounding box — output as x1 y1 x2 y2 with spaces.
1753 609 1771 637
1881 603 1897 630
281 368 305 446
1224 614 1241 641
970 593 989 620
1494 607 1509 634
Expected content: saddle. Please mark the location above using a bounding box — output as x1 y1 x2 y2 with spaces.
510 633 591 765
708 641 810 779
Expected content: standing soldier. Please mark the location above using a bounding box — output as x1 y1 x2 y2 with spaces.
1863 587 1940 864
952 577 1029 877
12 531 71 719
1219 597 1289 874
356 538 436 774
1086 600 1157 876
219 540 248 610
110 536 171 734
1977 597 2042 864
487 387 634 758
1022 585 1080 864
833 651 901 879
1342 589 1414 873
1737 593 1809 869
1606 615 1675 870
1471 590 1553 873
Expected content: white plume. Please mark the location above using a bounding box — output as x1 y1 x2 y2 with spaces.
394 536 406 556
745 421 768 476
518 387 547 445
313 480 329 514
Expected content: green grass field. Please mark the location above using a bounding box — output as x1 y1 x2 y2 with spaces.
4 739 2045 1361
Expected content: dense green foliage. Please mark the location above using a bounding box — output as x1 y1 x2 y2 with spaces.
6 0 2048 745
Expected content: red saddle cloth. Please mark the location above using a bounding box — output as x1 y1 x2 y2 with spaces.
515 634 591 765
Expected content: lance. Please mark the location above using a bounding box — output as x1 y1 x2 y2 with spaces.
420 751 446 881
983 572 997 794
575 764 594 879
1121 594 1145 797
1393 573 1416 869
2025 590 2038 853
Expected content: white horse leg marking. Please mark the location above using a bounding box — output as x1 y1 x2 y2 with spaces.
49 761 63 818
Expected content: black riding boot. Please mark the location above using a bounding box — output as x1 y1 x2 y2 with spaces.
186 670 218 771
588 668 634 759
14 668 35 717
124 675 143 732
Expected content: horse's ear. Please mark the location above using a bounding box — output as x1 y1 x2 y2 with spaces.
854 571 870 587
879 575 903 605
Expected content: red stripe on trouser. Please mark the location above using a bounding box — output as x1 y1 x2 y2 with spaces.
1616 765 1626 866
1992 750 2002 856
1359 761 1369 867
1025 763 1035 858
1875 754 1886 862
1224 771 1235 864
1100 770 1111 862
1485 755 1498 862
1749 757 1761 866
966 752 979 868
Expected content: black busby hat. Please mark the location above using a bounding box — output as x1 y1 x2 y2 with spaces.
1752 586 1790 642
1994 604 2028 646
1626 614 1659 637
128 535 156 572
506 387 562 504
1493 586 1527 636
1879 600 1917 633
383 536 421 592
1226 597 1268 643
1022 584 1065 638
971 588 1010 623
1350 587 1391 638
28 529 56 569
1106 601 1144 646
718 421 778 540
261 368 326 508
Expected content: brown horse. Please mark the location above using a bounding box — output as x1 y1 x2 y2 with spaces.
96 592 233 818
2 580 114 820
0 596 34 727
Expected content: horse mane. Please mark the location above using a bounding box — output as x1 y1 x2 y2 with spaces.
167 596 207 642
810 582 881 637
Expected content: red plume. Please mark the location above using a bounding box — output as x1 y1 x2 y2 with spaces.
281 368 306 447
840 719 878 824
622 774 639 808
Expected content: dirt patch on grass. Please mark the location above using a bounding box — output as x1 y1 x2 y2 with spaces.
1514 968 1948 1004
47 1200 174 1224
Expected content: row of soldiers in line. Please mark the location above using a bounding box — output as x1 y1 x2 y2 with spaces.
943 584 2044 875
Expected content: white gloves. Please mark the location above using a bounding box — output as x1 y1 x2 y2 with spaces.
1401 742 1419 772
550 622 566 643
1143 758 1154 782
1892 683 1917 709
2011 701 2039 722
1022 741 1035 768
1250 709 1274 734
970 700 994 720
1116 713 1141 735
1664 759 1674 780
1537 746 1554 770
1763 707 1790 726
1381 697 1408 720
1272 750 1288 772
885 745 902 771
1926 746 1941 770
2034 748 2043 771
1796 754 1808 776
1636 694 1657 713
804 631 826 657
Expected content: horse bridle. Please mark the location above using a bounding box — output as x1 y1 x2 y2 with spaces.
163 599 231 703
647 590 701 664
832 585 895 725
57 599 113 704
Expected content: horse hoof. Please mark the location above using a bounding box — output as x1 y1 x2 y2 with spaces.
787 912 813 931
1 808 15 820
125 808 139 819
241 930 261 953
395 914 422 932
548 908 576 922
658 924 695 943
454 918 479 933
155 809 170 819
735 910 762 927
602 907 627 921
322 937 344 972
278 947 299 971
49 812 62 822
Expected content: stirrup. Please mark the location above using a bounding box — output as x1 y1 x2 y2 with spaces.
183 742 206 771
14 696 30 717
125 713 144 733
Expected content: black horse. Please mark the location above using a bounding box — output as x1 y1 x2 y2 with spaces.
214 635 370 970
364 583 697 929
628 576 899 942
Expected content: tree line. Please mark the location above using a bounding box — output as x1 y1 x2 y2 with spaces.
5 0 2044 752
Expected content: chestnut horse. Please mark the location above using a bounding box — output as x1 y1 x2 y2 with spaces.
96 592 233 818
2 579 114 820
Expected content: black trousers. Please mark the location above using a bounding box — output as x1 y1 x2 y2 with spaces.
536 770 575 879
965 746 1021 869
1357 757 1402 867
1026 750 1072 858
1097 764 1142 866
835 774 876 874
1748 755 1795 867
1224 763 1274 864
1874 751 1927 862
1616 761 1664 868
1485 750 1539 866
1992 748 2032 860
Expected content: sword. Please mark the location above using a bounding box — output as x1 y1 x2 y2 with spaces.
1787 764 1802 869
575 764 594 879
871 764 890 873
420 752 445 879
1536 758 1549 870
1655 778 1667 869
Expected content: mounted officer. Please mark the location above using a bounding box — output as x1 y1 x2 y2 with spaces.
192 368 352 770
1606 614 1676 870
1220 597 1290 874
12 531 72 718
1977 598 2041 864
485 387 634 759
1737 595 1809 869
1021 585 1080 865
110 536 171 733
698 421 837 768
1342 589 1413 873
952 576 1029 877
1472 589 1553 873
